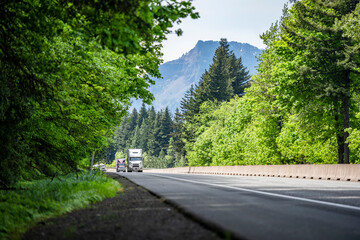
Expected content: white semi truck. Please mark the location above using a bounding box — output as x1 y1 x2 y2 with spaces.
126 149 143 172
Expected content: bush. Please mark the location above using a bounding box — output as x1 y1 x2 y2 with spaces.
0 171 122 239
106 160 117 168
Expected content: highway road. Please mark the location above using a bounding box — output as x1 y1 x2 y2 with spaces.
117 172 360 240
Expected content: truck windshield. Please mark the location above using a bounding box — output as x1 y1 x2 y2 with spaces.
130 157 142 161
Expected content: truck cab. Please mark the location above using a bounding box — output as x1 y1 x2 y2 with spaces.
127 149 143 172
116 158 126 172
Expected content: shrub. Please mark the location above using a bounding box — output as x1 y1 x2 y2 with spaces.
0 171 122 239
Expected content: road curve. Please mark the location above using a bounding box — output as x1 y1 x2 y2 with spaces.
118 172 360 240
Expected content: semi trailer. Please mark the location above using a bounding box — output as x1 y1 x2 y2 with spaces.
126 149 143 172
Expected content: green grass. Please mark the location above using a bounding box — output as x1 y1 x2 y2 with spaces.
0 171 122 239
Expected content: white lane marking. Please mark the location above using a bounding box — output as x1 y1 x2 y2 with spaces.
149 173 360 212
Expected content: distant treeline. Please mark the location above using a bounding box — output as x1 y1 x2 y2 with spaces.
112 105 187 168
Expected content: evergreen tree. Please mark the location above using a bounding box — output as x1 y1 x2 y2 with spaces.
180 84 197 121
147 110 162 156
159 107 173 151
281 0 360 163
113 116 131 153
137 103 148 127
131 125 141 148
138 118 149 151
229 53 251 96
129 108 138 132
196 38 233 103
181 38 251 121
171 108 186 155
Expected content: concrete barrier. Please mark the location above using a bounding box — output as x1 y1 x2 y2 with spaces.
144 164 360 182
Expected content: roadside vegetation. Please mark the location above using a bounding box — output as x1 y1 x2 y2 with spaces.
0 0 198 238
0 0 198 187
0 171 121 239
112 0 360 167
181 1 360 166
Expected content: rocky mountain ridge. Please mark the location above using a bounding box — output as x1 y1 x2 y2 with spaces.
134 40 263 112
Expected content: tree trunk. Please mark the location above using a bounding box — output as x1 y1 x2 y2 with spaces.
335 112 344 164
337 133 344 164
343 71 351 164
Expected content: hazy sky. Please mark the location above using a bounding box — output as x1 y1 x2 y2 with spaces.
161 0 289 62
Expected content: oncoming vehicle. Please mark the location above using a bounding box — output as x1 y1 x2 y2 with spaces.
93 164 107 172
99 164 107 172
126 149 143 172
116 158 126 172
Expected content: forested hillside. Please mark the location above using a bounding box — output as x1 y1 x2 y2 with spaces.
183 0 360 166
112 38 251 168
112 105 187 168
132 40 262 112
114 0 360 168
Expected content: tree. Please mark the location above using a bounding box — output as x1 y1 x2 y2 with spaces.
171 108 186 155
280 0 360 163
229 53 251 96
159 107 173 151
0 0 199 187
147 110 162 156
196 39 234 103
137 103 148 127
129 109 139 132
180 84 197 121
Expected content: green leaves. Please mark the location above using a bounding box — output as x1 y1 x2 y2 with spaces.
0 0 198 186
182 1 360 167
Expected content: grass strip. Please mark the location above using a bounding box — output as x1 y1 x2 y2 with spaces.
0 171 122 239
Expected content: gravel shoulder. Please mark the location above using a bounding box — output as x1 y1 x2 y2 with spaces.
23 172 223 240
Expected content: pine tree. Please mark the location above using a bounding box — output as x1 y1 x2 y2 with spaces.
138 118 149 151
137 103 148 127
129 108 138 132
281 0 360 163
113 116 131 153
229 53 251 96
159 107 173 151
196 38 233 103
171 108 186 155
131 125 141 148
184 38 251 117
180 84 197 121
144 106 156 153
147 110 162 156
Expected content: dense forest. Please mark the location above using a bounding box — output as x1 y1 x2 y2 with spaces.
183 0 360 166
110 38 251 168
2 0 360 187
113 0 360 168
111 105 187 168
0 0 198 187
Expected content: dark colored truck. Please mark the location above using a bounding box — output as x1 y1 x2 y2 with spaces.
116 158 126 172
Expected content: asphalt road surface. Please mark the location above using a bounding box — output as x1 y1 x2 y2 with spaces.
116 172 360 240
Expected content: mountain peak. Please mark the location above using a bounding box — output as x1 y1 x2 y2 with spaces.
133 40 263 112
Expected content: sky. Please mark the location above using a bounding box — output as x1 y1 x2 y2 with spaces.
161 0 289 62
